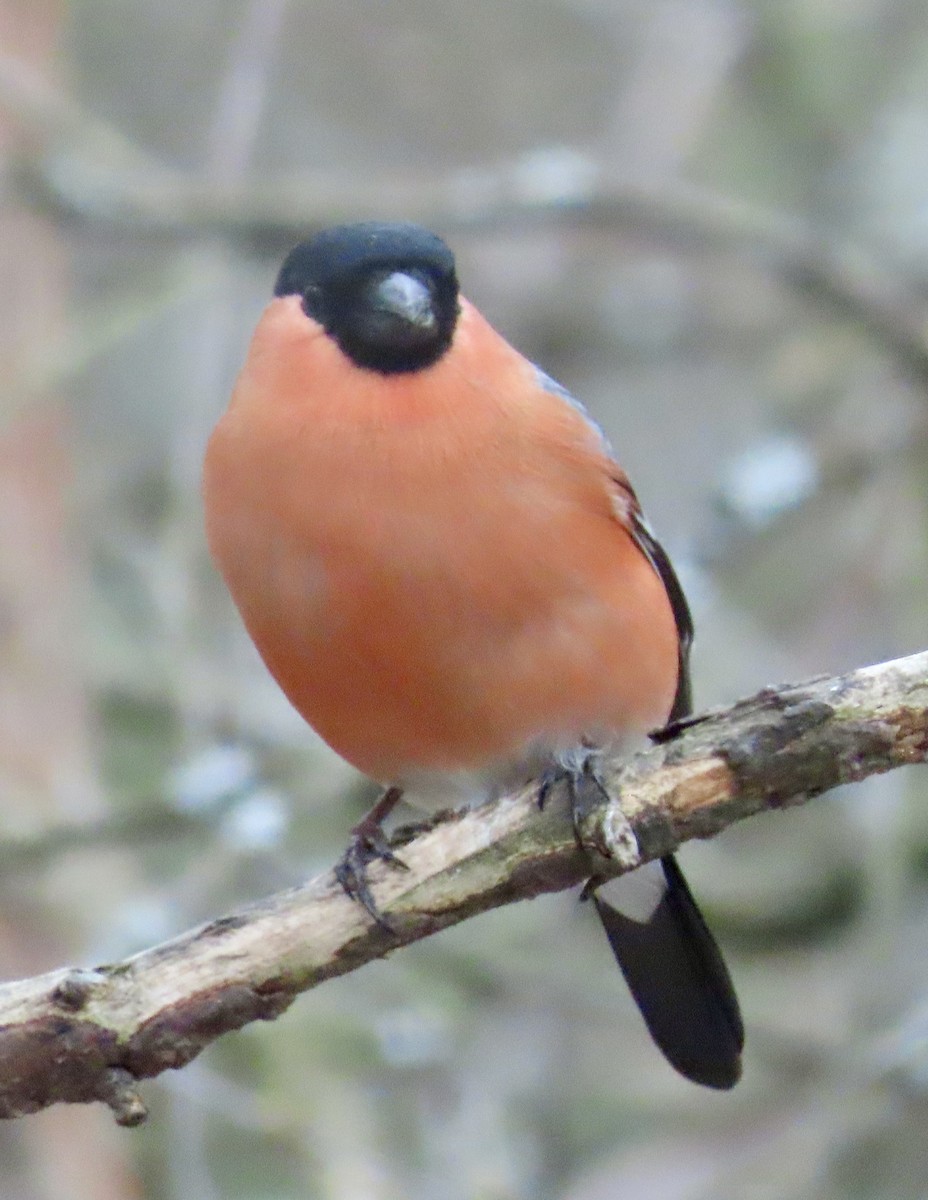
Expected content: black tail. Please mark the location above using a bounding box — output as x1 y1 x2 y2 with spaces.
591 855 743 1089
608 505 741 1085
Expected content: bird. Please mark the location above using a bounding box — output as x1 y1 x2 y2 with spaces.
203 221 743 1089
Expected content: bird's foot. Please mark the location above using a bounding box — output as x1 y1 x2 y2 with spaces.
536 749 610 846
334 786 408 930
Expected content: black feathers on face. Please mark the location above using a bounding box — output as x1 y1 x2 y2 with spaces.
274 222 461 375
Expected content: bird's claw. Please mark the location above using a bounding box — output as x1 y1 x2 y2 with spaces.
334 822 409 931
537 752 611 846
537 752 609 808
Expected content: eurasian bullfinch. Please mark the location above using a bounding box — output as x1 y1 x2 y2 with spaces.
203 222 743 1089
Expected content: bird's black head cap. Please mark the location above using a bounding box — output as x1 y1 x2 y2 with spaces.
274 222 460 374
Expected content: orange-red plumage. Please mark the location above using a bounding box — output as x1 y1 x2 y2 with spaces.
205 294 679 784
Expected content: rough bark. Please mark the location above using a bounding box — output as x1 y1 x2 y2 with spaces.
1 650 927 1125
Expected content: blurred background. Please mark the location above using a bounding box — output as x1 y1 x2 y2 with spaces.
2 1 928 1197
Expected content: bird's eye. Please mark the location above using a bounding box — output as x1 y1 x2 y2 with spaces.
301 283 325 321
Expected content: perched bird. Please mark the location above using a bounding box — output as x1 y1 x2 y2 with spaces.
204 222 743 1089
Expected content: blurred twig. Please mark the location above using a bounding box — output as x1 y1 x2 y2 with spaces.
1 650 926 1125
12 149 928 387
0 806 208 873
0 51 163 170
5 54 928 386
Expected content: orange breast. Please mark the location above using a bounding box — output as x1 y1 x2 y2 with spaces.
204 296 679 781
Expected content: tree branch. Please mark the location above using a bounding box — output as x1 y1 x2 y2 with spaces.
5 59 927 385
1 650 926 1125
12 143 928 388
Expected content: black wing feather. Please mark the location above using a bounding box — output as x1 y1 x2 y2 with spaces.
626 511 693 721
592 488 744 1088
